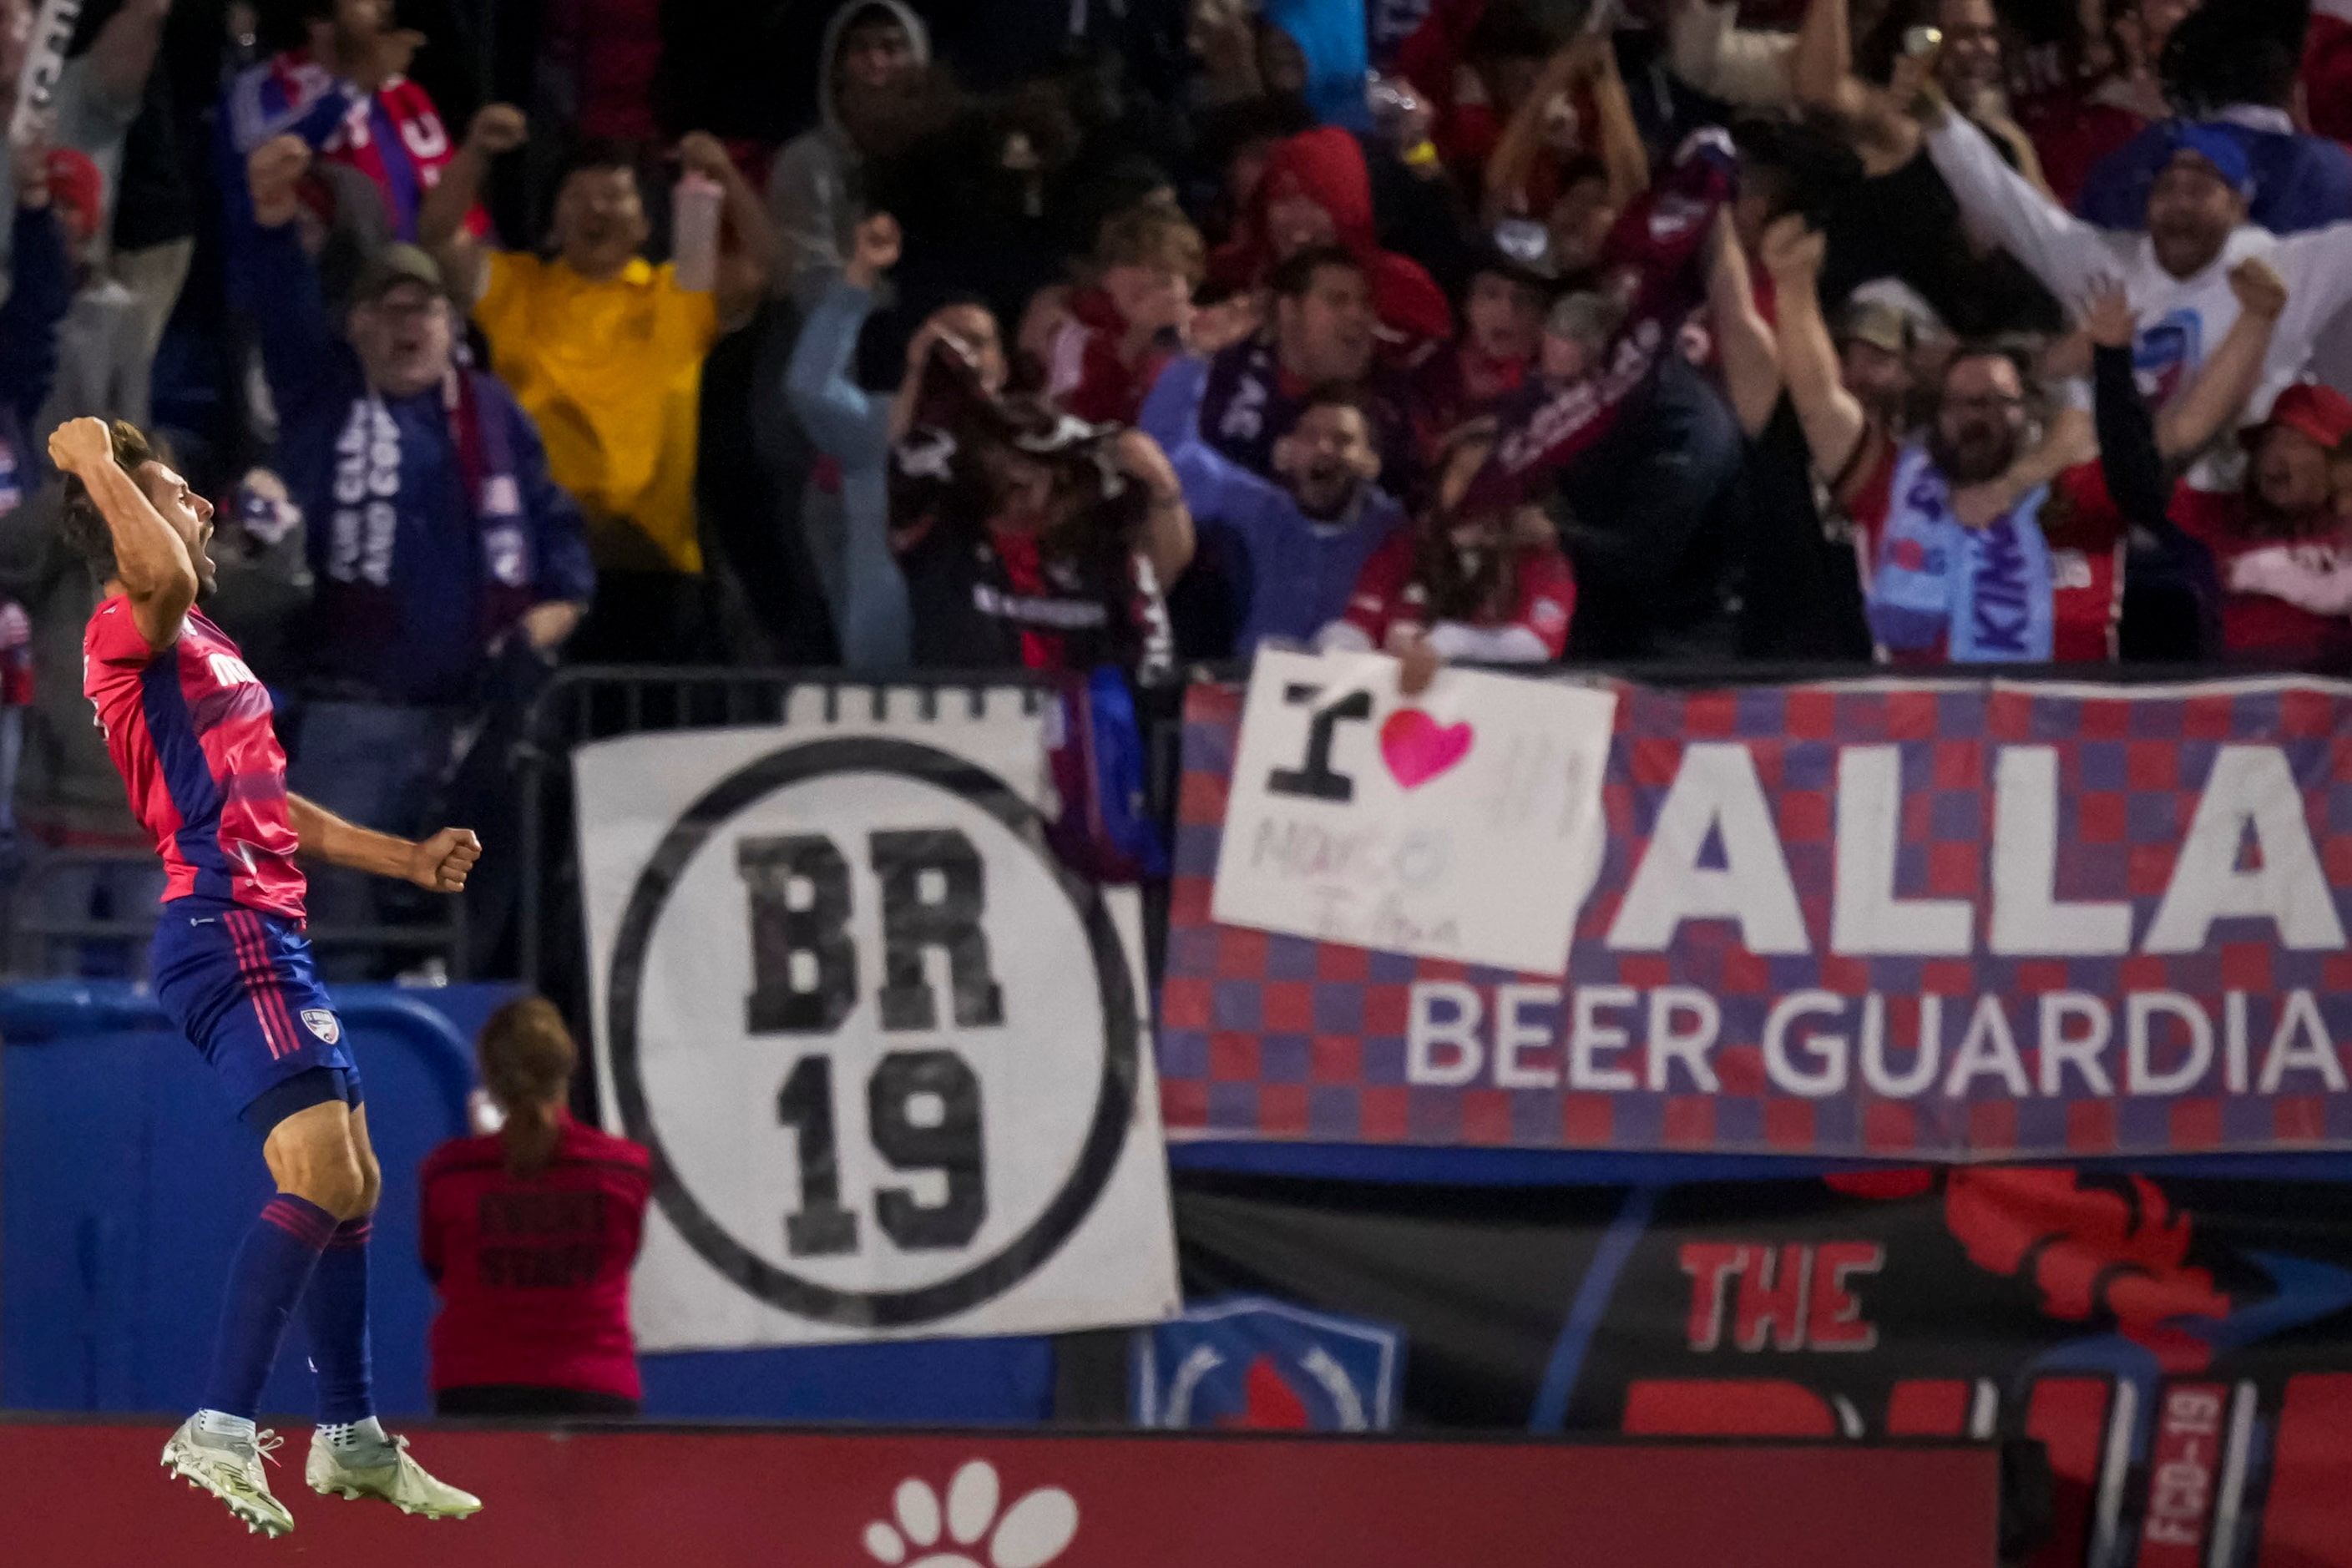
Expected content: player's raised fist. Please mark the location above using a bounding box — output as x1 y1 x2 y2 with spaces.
48 416 115 478
467 103 528 157
409 827 483 893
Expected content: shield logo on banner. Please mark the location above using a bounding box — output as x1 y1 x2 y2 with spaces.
301 1009 340 1045
1131 1297 1404 1431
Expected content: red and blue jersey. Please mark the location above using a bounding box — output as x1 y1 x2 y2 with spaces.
83 597 306 920
225 48 465 243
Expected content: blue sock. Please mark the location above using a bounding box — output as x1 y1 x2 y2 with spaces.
304 1216 375 1425
200 1194 334 1420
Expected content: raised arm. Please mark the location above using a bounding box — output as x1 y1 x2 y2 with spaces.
2156 257 2286 460
1589 39 1650 211
242 136 340 413
1114 429 1196 586
1947 397 2094 527
1919 90 2107 301
418 104 526 301
86 0 172 104
1968 90 2055 202
787 215 893 461
1706 214 1781 438
676 132 780 323
288 794 480 891
47 417 195 650
1139 352 1282 526
2084 278 2172 536
1760 216 1874 493
1793 0 1914 163
1668 0 1798 109
1484 43 1596 224
0 144 72 432
766 138 846 308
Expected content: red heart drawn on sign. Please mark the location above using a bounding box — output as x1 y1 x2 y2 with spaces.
1379 709 1474 789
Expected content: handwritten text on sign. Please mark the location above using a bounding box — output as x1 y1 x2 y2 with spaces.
1211 649 1617 974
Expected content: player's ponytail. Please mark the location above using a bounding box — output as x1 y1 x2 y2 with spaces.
476 996 579 1179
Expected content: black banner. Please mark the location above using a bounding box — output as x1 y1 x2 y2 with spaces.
1167 1167 2352 1567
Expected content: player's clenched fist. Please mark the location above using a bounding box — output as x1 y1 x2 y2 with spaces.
408 827 483 893
48 416 114 478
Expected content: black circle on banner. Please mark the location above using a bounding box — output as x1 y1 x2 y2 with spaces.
604 735 1140 1328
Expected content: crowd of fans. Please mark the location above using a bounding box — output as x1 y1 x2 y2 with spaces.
3 0 2352 967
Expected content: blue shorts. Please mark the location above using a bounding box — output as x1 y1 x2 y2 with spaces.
150 898 362 1123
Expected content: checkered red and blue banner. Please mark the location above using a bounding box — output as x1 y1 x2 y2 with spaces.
1159 677 2352 1158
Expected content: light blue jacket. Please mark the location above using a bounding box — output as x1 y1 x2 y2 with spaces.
1141 356 1404 652
784 279 912 670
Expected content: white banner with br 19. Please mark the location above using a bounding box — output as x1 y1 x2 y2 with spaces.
574 685 1178 1348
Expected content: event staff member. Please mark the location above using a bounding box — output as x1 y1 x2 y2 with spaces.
419 997 651 1417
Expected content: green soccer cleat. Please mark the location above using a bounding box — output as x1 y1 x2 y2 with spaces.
306 1430 483 1520
161 1415 296 1538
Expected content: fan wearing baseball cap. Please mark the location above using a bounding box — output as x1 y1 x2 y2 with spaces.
2178 382 2352 665
1918 80 2352 496
2111 341 2352 664
238 135 594 970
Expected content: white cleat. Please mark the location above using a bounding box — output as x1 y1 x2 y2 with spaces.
306 1431 482 1520
161 1416 295 1538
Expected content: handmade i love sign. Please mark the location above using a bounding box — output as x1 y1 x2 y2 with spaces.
1211 648 1620 974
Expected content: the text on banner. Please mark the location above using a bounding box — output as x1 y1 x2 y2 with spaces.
1161 678 2352 1158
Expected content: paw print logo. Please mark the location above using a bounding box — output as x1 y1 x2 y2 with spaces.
862 1459 1079 1568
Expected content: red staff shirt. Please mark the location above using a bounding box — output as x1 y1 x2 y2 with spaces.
419 1114 653 1399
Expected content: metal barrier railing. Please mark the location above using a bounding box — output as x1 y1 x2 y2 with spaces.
511 665 1065 994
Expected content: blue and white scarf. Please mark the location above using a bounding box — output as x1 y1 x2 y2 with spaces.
1869 446 2055 663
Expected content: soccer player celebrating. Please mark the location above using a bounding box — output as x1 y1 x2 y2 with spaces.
50 415 483 1536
